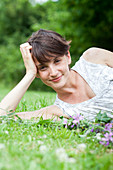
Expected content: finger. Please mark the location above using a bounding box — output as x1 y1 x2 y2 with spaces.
20 44 32 59
20 42 30 48
20 43 32 54
25 46 33 59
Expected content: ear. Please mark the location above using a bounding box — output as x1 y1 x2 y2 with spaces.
67 51 71 65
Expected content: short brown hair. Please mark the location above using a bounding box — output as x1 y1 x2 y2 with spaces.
28 29 71 63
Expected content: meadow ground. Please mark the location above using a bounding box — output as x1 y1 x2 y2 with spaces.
0 88 113 170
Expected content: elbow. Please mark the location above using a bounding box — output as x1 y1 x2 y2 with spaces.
0 104 15 116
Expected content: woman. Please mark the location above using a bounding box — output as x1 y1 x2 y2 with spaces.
0 29 113 121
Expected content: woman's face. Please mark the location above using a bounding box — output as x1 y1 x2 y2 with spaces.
35 54 71 90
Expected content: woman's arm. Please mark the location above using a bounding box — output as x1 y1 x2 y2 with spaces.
82 47 113 67
0 42 69 120
0 73 35 114
14 105 69 120
0 43 37 115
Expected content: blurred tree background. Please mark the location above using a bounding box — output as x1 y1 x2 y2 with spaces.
0 0 113 91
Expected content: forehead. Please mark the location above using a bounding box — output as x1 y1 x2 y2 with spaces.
36 56 64 66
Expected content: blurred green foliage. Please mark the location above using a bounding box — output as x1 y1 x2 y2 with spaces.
0 0 113 91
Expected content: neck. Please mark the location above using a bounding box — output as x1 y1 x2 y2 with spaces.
55 69 77 96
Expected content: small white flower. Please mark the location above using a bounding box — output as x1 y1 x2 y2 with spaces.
4 130 9 134
67 157 76 163
2 120 6 124
55 148 65 156
96 133 101 140
37 140 44 145
79 134 86 138
39 145 48 153
86 137 91 139
0 143 5 149
42 135 47 139
77 143 86 151
55 148 76 163
55 148 68 162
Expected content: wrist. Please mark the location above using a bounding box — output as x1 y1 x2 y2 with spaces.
25 72 36 79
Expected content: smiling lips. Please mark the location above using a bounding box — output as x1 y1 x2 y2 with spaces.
51 75 62 82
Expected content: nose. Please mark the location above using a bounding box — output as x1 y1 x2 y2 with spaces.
49 65 58 77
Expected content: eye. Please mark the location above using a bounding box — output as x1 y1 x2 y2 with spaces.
54 59 61 63
39 65 47 71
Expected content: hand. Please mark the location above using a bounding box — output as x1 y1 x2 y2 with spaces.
20 43 37 76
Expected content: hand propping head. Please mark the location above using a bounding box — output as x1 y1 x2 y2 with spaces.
20 43 37 76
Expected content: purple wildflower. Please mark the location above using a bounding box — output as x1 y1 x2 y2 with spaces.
69 115 73 118
63 119 68 125
100 132 113 146
72 115 77 119
95 124 100 126
63 119 68 128
99 141 109 146
104 123 113 132
103 132 113 142
72 114 84 125
71 124 75 128
65 124 68 128
91 128 94 132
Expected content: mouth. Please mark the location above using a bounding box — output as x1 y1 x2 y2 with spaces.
50 75 62 82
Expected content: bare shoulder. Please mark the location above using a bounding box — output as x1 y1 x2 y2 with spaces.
82 47 113 66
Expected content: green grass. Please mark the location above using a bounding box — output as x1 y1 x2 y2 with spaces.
0 88 113 170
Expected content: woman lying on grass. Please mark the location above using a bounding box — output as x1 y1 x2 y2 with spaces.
0 29 113 121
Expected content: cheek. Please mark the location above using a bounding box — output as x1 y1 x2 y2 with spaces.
60 64 70 73
38 72 48 80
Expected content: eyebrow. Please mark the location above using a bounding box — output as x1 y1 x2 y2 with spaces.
37 63 43 67
37 56 62 67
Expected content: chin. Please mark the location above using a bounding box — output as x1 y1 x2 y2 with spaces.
52 81 66 90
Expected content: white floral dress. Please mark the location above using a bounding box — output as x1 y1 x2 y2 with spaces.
54 56 113 121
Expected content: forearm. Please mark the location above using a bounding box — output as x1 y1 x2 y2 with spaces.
14 105 69 120
0 73 35 115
